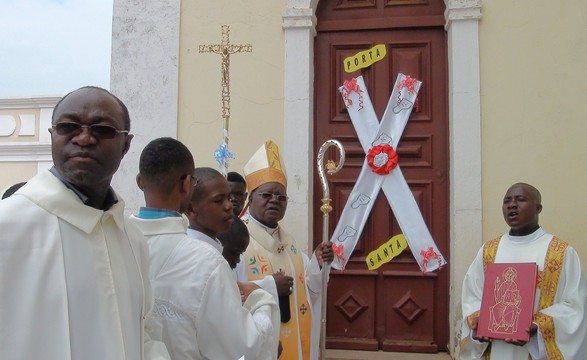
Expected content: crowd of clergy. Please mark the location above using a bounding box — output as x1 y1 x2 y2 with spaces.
1 86 586 360
0 86 332 360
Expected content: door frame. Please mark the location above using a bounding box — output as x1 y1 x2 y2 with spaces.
281 0 483 356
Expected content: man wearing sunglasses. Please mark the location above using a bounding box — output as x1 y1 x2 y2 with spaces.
241 140 334 360
0 87 168 360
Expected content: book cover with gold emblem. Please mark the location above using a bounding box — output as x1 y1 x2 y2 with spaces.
477 263 538 341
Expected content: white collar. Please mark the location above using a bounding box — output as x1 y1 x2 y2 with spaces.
187 228 223 253
507 227 546 244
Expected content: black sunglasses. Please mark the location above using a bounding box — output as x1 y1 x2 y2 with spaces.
256 192 288 202
50 122 129 139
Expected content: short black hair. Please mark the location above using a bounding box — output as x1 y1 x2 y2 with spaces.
218 215 249 247
139 137 194 194
52 86 131 131
2 181 27 199
227 171 246 185
191 167 225 202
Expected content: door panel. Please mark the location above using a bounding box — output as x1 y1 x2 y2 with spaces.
314 0 449 353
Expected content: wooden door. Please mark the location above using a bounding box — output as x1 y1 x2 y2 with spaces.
313 0 449 353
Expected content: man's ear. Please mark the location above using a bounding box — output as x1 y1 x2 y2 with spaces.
136 173 144 191
180 174 193 195
536 203 543 214
185 200 196 217
122 134 133 156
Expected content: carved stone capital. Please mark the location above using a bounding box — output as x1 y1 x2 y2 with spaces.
445 0 482 29
282 7 316 34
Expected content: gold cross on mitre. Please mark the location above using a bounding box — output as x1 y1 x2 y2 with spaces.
199 25 252 175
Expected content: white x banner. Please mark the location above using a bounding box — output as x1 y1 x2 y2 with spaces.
330 74 446 273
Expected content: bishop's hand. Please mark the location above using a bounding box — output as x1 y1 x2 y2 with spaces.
316 241 334 268
273 271 294 297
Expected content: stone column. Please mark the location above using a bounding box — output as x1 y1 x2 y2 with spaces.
282 1 317 253
444 0 483 356
110 0 181 213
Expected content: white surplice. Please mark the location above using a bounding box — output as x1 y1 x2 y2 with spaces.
128 215 281 360
187 227 223 252
188 227 278 302
461 228 587 359
0 170 169 360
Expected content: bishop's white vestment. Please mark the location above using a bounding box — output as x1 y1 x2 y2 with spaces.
242 213 327 360
128 215 281 360
0 170 169 360
460 228 587 359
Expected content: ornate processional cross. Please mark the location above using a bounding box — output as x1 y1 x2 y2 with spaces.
199 25 252 175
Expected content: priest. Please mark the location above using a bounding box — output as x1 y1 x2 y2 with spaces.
241 140 334 360
0 87 168 360
460 182 587 359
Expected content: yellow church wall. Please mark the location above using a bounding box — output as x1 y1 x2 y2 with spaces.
0 162 37 194
480 0 587 261
176 1 587 265
178 0 286 173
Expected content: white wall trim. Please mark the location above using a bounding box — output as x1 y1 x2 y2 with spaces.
282 1 318 253
0 96 61 109
0 97 57 166
445 0 483 356
445 0 482 26
0 143 52 162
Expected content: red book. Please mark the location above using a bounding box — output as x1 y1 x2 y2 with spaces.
476 262 538 341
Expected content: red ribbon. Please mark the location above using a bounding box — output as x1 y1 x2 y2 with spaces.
420 247 442 271
342 78 364 110
397 75 417 94
367 144 398 175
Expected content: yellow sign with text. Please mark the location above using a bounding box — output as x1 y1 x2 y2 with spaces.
366 234 408 270
344 44 387 73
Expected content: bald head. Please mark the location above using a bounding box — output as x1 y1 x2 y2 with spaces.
508 182 541 205
503 182 542 236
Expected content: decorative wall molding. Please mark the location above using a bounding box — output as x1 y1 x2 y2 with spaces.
0 143 52 162
445 0 482 29
0 97 58 164
0 96 61 109
282 7 316 33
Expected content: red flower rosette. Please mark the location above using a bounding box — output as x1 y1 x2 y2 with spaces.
367 144 398 175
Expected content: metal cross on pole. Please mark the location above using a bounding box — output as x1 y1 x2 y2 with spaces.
199 25 252 175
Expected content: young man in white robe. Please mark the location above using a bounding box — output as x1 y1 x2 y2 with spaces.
128 138 280 360
185 167 234 253
241 140 334 360
460 182 587 359
0 87 169 360
185 167 277 293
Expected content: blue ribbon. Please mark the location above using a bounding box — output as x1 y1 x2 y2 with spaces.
214 142 235 168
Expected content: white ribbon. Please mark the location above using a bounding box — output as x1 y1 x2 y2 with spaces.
330 74 446 273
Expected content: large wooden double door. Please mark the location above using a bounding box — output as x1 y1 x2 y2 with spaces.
313 0 449 353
